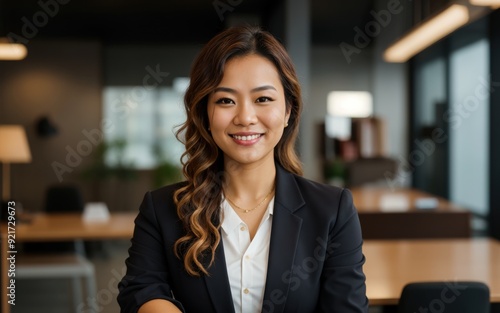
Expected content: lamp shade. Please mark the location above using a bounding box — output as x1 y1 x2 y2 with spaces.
0 125 32 163
0 38 28 61
327 91 373 118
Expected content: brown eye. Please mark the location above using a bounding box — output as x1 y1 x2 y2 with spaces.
216 98 235 105
256 97 273 103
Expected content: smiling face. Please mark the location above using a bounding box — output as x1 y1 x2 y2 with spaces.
207 54 290 169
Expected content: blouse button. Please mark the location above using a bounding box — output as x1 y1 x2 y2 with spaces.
240 226 246 231
243 288 250 294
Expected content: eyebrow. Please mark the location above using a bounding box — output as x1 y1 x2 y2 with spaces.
213 85 277 94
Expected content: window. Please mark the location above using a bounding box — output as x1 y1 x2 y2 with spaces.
102 78 188 169
449 38 489 217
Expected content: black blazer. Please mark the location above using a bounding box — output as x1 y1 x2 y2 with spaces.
118 165 368 313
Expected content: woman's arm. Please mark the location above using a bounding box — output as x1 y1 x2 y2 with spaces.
138 299 182 313
118 191 184 313
317 188 369 312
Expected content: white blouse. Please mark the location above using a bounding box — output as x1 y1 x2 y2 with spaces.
220 196 274 313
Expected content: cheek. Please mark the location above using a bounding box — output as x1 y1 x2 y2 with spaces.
265 107 287 128
209 107 231 131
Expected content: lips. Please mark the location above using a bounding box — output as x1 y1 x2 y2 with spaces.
230 134 263 141
229 132 264 145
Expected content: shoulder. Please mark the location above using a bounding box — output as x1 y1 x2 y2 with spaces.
137 181 188 224
136 181 188 235
147 181 188 206
288 174 357 227
275 164 354 215
292 174 352 205
293 174 344 196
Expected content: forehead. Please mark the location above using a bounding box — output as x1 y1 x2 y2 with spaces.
219 54 281 85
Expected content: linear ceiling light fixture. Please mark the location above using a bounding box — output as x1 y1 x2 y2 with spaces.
0 38 28 60
384 4 469 63
469 0 500 5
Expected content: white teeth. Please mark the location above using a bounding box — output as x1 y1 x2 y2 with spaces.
232 134 261 141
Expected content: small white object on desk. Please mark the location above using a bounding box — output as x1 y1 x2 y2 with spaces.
414 197 439 210
83 202 110 223
379 194 410 212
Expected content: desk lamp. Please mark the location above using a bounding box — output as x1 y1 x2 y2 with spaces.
0 125 32 203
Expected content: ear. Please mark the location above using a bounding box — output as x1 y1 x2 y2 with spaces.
285 106 291 125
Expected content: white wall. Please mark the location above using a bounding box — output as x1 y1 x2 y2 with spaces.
304 0 411 182
371 0 412 187
306 46 374 180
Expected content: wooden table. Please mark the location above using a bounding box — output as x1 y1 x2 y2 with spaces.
1 212 136 313
351 188 472 239
364 238 500 305
15 212 136 241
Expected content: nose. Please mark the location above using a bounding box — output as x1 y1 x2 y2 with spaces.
233 100 258 126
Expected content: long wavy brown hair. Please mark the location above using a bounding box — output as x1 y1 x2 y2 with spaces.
174 25 303 276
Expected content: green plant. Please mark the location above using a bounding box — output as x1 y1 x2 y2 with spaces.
151 143 182 188
152 160 182 188
324 159 346 181
82 139 137 182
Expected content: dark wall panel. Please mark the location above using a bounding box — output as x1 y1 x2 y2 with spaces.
489 10 500 240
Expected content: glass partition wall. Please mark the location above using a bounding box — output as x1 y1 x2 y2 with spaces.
410 18 491 236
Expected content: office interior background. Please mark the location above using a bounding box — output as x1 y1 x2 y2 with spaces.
1 0 499 312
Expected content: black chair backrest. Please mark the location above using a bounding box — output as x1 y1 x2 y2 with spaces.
45 185 84 213
398 281 490 313
23 184 85 254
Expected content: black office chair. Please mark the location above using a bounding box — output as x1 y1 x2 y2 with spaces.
47 185 86 252
24 184 85 253
398 281 490 313
18 184 97 312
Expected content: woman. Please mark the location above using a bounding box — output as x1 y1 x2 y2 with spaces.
118 26 368 313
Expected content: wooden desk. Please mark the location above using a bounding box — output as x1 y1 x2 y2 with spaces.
364 238 500 305
351 188 472 239
15 212 136 241
1 212 136 313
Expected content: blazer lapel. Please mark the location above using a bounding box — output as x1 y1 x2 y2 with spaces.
203 238 236 313
262 165 305 313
